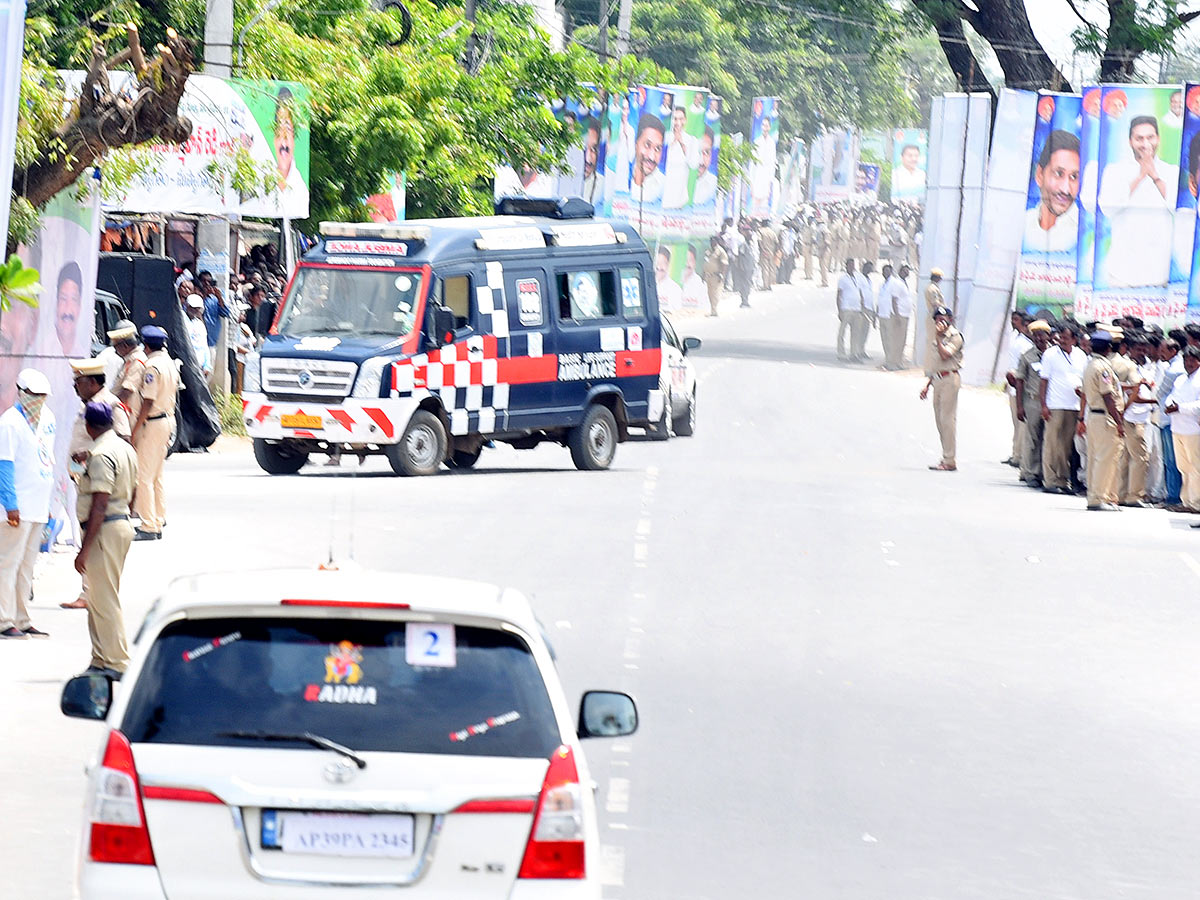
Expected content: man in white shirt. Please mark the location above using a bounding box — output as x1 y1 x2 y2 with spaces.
836 258 862 362
1119 334 1158 506
1166 90 1184 131
884 264 914 369
1004 312 1035 465
631 114 666 206
680 245 707 310
876 264 894 367
654 246 682 312
1158 337 1186 507
1039 325 1087 492
661 107 698 209
893 144 927 200
693 128 718 207
185 295 212 378
1022 129 1081 254
852 261 877 362
1165 346 1200 510
0 369 54 639
1097 115 1178 288
581 118 605 205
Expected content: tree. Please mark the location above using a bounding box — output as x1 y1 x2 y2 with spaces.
1069 0 1200 82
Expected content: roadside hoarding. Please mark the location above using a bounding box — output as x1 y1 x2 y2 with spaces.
1075 86 1101 320
891 127 928 204
745 97 780 217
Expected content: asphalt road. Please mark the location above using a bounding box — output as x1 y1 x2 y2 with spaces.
6 278 1200 898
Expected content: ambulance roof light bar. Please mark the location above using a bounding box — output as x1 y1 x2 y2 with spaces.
494 197 595 220
319 222 431 241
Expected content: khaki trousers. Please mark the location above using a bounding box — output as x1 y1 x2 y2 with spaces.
803 249 813 280
851 312 871 359
1020 400 1045 482
877 318 892 362
933 372 960 465
1042 409 1076 489
1009 393 1025 461
85 518 134 671
837 310 861 358
705 276 722 315
1118 421 1149 504
0 519 40 630
1174 433 1200 510
1086 412 1121 507
819 252 828 286
888 316 909 368
135 417 171 533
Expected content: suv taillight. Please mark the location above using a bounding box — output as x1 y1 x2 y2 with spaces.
89 730 155 865
517 744 585 879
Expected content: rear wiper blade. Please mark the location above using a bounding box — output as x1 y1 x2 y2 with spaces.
217 730 367 769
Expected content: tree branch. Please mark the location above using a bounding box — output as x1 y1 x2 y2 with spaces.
1063 0 1099 29
15 27 195 210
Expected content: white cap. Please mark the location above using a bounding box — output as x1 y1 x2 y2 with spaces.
16 368 51 396
186 294 204 309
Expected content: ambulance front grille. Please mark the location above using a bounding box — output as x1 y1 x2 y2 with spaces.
262 358 359 399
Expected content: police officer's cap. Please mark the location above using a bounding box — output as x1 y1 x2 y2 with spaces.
141 324 168 347
107 320 138 342
70 358 106 377
84 401 113 428
933 305 953 319
1089 330 1112 345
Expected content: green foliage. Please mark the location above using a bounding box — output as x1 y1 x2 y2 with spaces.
214 387 247 437
0 254 41 313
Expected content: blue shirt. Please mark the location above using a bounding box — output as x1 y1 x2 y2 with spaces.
203 294 230 346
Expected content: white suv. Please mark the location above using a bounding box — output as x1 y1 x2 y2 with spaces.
60 569 637 899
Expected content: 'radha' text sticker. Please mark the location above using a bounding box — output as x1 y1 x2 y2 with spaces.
406 623 456 668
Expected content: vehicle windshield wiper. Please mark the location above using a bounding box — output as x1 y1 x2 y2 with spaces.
217 730 367 769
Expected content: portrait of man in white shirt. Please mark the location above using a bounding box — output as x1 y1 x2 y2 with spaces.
662 107 698 209
680 245 706 309
631 113 666 205
693 127 718 207
1097 114 1178 288
654 246 682 312
1172 132 1200 280
1023 129 1081 254
892 143 927 199
581 118 605 205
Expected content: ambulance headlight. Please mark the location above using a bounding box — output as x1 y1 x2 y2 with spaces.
243 350 261 393
351 355 397 399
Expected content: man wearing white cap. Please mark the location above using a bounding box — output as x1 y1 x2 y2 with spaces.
108 320 146 424
925 267 945 318
0 369 54 638
185 293 211 378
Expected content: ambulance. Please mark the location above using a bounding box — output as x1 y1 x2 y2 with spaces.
242 198 695 475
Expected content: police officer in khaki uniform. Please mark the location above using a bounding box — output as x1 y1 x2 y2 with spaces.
920 305 964 471
130 325 178 540
1080 331 1125 511
76 402 138 676
702 236 728 317
925 267 945 317
801 220 814 281
109 321 146 424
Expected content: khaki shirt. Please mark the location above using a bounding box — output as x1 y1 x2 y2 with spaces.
925 282 944 315
140 349 179 418
116 347 147 422
1083 352 1120 415
69 388 131 460
927 324 964 375
1014 345 1045 408
702 246 728 279
1108 352 1137 412
77 428 138 522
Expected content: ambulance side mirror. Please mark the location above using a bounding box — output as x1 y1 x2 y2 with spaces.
427 306 457 348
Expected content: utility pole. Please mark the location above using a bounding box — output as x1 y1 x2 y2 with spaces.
615 0 631 57
203 0 233 77
598 0 609 59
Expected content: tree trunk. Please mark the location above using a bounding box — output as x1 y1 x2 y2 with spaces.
1099 0 1143 82
13 25 195 211
913 0 1072 94
914 1 995 102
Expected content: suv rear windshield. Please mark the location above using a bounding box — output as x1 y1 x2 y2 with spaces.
121 617 562 759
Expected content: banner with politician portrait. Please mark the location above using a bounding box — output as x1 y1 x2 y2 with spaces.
744 97 780 217
691 94 722 230
651 238 707 313
808 129 856 204
1093 84 1183 322
1014 92 1082 314
1074 87 1101 320
608 85 670 236
1170 84 1200 320
891 128 928 204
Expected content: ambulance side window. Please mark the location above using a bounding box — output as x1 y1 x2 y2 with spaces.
442 275 472 330
557 270 618 321
619 267 644 319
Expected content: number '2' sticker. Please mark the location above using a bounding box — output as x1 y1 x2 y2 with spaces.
406 623 456 668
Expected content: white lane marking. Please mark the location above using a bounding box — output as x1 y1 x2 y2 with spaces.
555 620 572 630
636 518 652 536
645 466 659 480
886 560 900 567
633 543 648 563
624 663 640 670
611 741 633 753
608 822 629 830
1179 552 1200 580
629 625 645 634
611 759 631 767
599 844 626 887
606 777 631 814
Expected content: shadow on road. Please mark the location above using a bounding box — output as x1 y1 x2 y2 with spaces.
696 337 913 373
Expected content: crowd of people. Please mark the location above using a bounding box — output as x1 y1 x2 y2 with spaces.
1000 311 1200 513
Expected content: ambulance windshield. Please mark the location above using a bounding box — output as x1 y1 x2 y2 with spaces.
276 266 426 338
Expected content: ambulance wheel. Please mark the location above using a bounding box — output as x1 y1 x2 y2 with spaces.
387 411 447 476
447 447 482 469
569 404 618 471
253 438 309 474
673 389 696 437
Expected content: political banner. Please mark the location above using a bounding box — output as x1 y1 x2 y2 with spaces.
59 73 311 219
609 85 670 236
0 0 25 249
603 90 637 214
745 97 780 217
778 138 807 211
809 129 856 204
1014 92 1082 315
366 172 407 223
891 128 928 204
1075 86 1101 320
855 163 881 202
548 92 606 208
1171 84 1200 320
14 184 102 539
651 238 707 313
1094 85 1182 322
691 94 722 229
